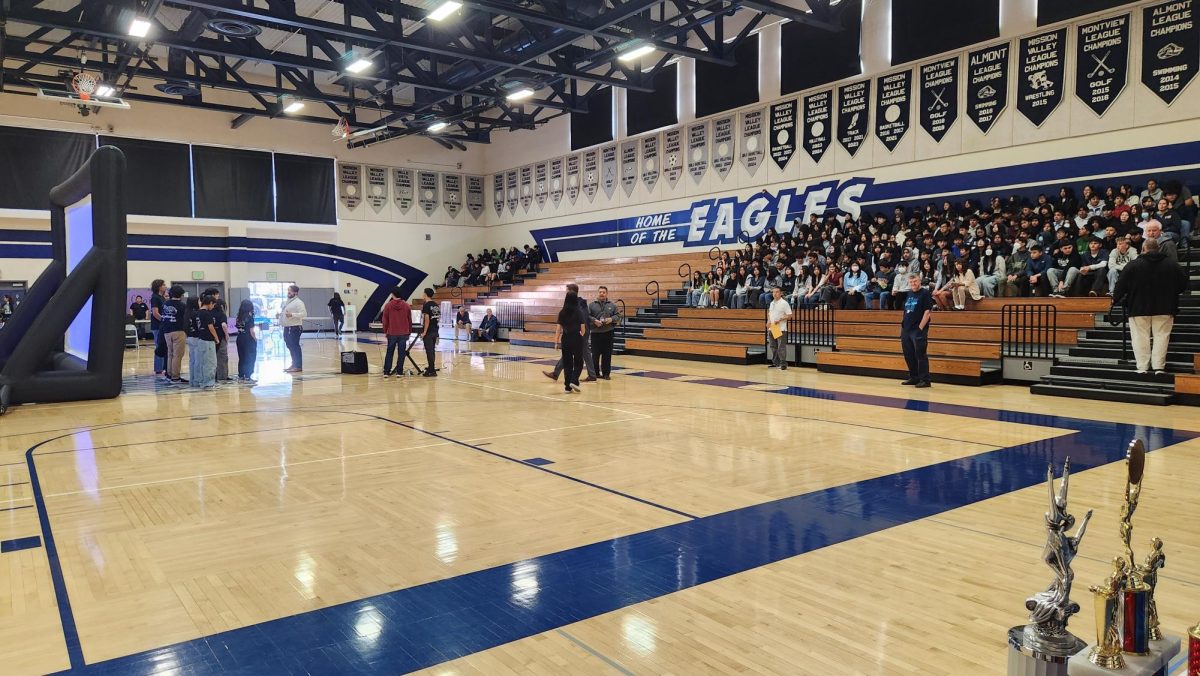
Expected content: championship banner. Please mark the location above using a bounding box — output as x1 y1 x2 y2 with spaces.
770 99 797 169
549 158 563 207
687 122 708 184
601 144 618 199
664 128 683 187
393 168 414 214
417 170 438 217
739 108 765 175
1018 28 1067 127
583 149 599 201
802 91 831 163
920 57 959 142
338 163 362 210
566 154 581 203
466 175 484 219
1141 1 1196 105
365 166 388 214
620 140 638 196
1076 13 1130 116
519 165 533 212
505 169 518 214
534 162 548 209
641 134 660 191
875 69 911 152
837 80 869 157
443 173 462 217
492 173 503 216
711 115 735 179
967 43 1010 133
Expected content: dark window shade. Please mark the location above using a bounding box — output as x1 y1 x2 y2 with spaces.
99 136 192 217
891 0 1000 65
570 87 614 150
192 145 274 221
781 0 863 94
274 154 336 225
626 63 678 136
696 34 760 118
1038 0 1134 25
0 126 94 209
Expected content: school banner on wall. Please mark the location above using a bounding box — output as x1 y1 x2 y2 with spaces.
769 99 797 169
967 43 1010 133
566 154 581 203
466 175 484 219
711 116 735 180
417 170 438 217
837 80 869 157
365 166 388 214
641 134 659 191
505 169 518 214
393 168 414 214
664 128 683 187
442 173 461 217
583 149 599 201
875 69 911 152
739 108 765 175
534 161 548 209
338 163 362 210
620 141 638 196
491 173 503 216
1018 28 1067 127
1141 0 1197 104
549 158 564 207
1076 13 1130 116
802 91 831 163
687 122 708 184
920 57 958 142
519 165 533 212
601 144 618 199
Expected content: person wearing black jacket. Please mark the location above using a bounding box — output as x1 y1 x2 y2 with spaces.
235 299 258 383
1046 241 1082 297
1076 238 1109 296
1112 238 1187 374
553 291 586 393
328 293 346 335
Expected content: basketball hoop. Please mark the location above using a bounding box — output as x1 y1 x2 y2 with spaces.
71 72 99 101
332 117 351 140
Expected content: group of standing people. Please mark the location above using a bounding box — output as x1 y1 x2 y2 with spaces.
378 287 442 378
546 284 621 393
147 279 260 388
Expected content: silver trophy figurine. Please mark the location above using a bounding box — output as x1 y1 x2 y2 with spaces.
1008 459 1093 675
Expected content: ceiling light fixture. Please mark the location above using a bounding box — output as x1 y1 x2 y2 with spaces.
427 1 462 22
283 99 305 113
428 121 448 132
94 84 116 98
617 42 655 62
506 88 535 102
346 58 373 74
128 17 152 38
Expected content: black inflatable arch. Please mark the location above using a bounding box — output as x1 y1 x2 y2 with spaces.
0 146 128 414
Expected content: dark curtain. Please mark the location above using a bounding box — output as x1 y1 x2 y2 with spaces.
781 0 863 94
1038 0 1133 25
570 87 614 150
274 153 336 225
696 34 759 118
99 136 192 217
627 63 679 136
0 126 94 210
192 145 274 221
892 0 1000 65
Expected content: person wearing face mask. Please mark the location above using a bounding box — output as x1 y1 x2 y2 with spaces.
1001 240 1032 297
975 245 1006 298
840 262 869 309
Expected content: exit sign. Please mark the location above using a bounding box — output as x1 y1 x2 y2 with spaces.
191 271 204 280
266 271 278 281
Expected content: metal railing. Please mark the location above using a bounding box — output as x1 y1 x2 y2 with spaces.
1001 303 1058 360
677 262 692 280
787 304 837 348
1107 299 1130 361
615 299 627 331
496 301 524 331
645 280 660 305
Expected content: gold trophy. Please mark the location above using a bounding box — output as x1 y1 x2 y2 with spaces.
1088 557 1127 669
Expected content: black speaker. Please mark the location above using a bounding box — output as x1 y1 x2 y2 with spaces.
340 350 368 374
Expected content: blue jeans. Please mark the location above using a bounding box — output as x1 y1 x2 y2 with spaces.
283 325 303 369
152 328 166 373
191 339 216 388
383 333 409 374
865 291 886 310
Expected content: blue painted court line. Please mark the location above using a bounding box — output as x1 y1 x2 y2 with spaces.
522 457 555 466
26 362 1200 674
1 535 41 553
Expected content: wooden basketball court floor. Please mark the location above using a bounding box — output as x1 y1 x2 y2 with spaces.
1 333 1198 675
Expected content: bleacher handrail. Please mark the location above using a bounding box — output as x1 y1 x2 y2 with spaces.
788 304 836 350
708 246 721 261
496 301 524 331
1001 303 1058 360
615 299 627 332
645 280 660 304
678 263 692 280
1107 298 1130 361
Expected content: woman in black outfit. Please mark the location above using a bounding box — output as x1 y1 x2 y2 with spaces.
328 293 346 335
235 299 258 383
554 291 586 393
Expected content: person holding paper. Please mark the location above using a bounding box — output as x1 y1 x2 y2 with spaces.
766 286 791 371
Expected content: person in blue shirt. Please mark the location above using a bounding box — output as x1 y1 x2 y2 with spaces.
474 308 500 342
1026 244 1051 296
840 262 869 309
900 273 933 388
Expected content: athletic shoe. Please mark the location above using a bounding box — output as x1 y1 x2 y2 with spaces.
1049 293 1063 298
780 365 787 370
901 379 918 385
583 376 597 382
1136 370 1148 375
568 383 581 392
1088 291 1097 297
382 374 390 379
914 381 931 388
767 364 776 369
423 370 436 377
542 370 557 380
1152 370 1166 376
203 385 217 391
600 375 611 380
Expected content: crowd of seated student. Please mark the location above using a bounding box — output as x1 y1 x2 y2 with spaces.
684 177 1193 312
439 244 543 289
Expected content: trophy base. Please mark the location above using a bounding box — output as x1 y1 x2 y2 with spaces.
1008 625 1086 676
1086 646 1124 670
1066 635 1180 675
